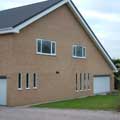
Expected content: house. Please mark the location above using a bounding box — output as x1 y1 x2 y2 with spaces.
0 0 117 106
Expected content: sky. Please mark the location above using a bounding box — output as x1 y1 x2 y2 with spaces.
0 0 119 58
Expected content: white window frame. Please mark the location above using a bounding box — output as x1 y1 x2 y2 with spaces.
79 73 89 92
33 73 37 89
18 73 22 90
26 73 30 89
72 45 86 59
36 39 56 56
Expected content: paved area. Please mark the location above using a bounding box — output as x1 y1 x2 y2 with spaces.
0 107 120 120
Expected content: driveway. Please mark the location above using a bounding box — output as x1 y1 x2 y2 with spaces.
0 107 120 120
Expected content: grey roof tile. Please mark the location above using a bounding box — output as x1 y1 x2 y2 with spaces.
0 0 62 29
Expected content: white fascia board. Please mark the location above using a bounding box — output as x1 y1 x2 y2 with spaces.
0 27 19 34
67 0 117 72
0 27 13 31
0 28 19 34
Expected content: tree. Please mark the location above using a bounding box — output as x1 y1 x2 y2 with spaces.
112 59 120 89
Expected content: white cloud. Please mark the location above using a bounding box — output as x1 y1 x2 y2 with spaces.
81 10 120 23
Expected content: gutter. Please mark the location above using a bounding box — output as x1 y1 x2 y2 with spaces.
0 27 19 34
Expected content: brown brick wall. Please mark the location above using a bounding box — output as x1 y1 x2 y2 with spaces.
0 5 114 106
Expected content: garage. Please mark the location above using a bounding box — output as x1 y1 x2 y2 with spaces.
93 76 110 94
0 78 7 105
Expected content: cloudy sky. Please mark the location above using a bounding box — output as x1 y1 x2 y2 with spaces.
0 0 119 58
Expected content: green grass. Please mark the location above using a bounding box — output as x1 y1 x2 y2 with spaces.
32 95 119 110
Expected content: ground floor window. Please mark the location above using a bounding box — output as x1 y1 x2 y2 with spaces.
80 73 82 90
26 73 30 89
88 73 90 89
76 73 78 91
17 72 38 90
75 72 91 91
33 73 37 88
18 73 22 90
84 73 87 90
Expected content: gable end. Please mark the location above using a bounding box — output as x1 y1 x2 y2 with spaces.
0 0 117 72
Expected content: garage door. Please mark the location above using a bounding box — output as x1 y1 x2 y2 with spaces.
93 76 110 94
0 79 7 105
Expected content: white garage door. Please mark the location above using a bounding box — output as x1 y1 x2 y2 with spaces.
93 76 110 94
0 79 7 105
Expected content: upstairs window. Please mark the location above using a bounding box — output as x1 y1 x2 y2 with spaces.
37 39 56 56
72 45 86 58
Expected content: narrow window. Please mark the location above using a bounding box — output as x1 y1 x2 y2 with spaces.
26 73 30 89
18 73 22 90
88 73 90 80
76 73 78 91
84 73 86 89
80 73 82 90
88 73 90 89
33 73 37 88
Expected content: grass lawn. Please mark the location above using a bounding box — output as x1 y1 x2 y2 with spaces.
32 95 120 110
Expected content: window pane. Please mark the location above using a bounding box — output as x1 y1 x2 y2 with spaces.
42 40 51 54
52 42 55 54
83 48 86 57
18 73 22 89
80 73 82 90
76 46 82 57
33 73 37 88
73 46 76 56
84 73 86 89
38 40 41 52
88 73 90 89
76 73 78 91
26 73 29 88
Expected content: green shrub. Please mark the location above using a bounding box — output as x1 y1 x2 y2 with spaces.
116 91 120 112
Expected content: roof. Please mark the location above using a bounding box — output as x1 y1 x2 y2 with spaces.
0 0 117 72
0 0 62 29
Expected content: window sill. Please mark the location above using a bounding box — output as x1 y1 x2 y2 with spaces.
26 88 30 90
72 56 86 59
80 89 91 91
18 88 23 91
88 89 91 91
36 52 56 57
33 87 37 89
75 90 79 93
80 90 86 91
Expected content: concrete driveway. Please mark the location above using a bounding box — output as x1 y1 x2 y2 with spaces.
0 107 120 120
